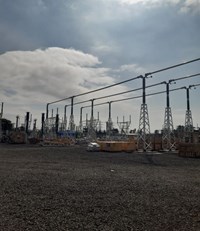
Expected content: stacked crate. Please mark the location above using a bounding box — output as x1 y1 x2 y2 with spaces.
178 143 200 158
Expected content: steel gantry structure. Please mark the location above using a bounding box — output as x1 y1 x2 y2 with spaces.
46 58 200 144
184 85 194 142
76 85 192 140
162 73 200 150
64 75 200 144
184 83 200 142
67 80 167 139
137 59 200 151
162 80 178 150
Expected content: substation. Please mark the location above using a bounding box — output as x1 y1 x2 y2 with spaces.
1 58 200 157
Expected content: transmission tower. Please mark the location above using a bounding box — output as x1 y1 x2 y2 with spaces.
184 85 194 142
162 82 176 150
137 75 152 151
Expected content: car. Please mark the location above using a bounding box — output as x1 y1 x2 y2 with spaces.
87 142 100 152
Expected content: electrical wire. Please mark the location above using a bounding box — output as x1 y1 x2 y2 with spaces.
48 58 200 106
71 73 200 107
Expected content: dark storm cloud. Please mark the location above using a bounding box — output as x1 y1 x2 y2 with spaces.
0 0 91 53
0 0 199 130
1 0 199 69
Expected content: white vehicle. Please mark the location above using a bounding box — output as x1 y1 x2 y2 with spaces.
87 142 100 152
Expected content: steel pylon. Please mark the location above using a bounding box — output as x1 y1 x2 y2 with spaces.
162 107 176 150
184 109 193 142
137 103 152 151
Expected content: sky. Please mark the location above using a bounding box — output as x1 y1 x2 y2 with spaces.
0 0 200 132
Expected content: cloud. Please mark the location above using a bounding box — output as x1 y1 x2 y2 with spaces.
0 47 132 124
0 0 199 131
119 0 200 14
180 0 200 14
120 0 180 7
119 63 146 74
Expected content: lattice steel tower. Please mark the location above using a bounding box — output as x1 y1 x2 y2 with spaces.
137 75 152 151
184 86 194 142
162 82 176 150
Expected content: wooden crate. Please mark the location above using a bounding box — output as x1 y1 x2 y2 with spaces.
178 143 200 158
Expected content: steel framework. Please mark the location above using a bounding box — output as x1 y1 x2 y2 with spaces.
162 82 176 150
117 116 131 136
184 86 194 142
137 76 152 151
162 107 176 150
138 103 152 150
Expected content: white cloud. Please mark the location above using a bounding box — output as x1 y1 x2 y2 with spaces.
119 0 200 14
119 63 146 74
0 47 131 125
119 0 180 7
180 0 200 14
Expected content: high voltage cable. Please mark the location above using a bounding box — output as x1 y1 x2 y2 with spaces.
47 75 142 105
80 86 188 110
48 58 200 106
147 58 200 76
169 73 200 83
72 73 200 107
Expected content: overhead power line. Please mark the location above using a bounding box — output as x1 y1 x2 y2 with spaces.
79 86 187 110
71 73 200 107
46 58 200 118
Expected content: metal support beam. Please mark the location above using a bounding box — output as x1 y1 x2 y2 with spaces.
88 99 96 140
68 96 75 131
79 107 83 132
0 102 3 141
106 101 113 136
25 112 30 134
41 113 45 138
64 105 68 130
56 113 59 135
117 115 131 136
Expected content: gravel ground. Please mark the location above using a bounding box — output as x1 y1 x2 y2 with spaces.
0 144 200 231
